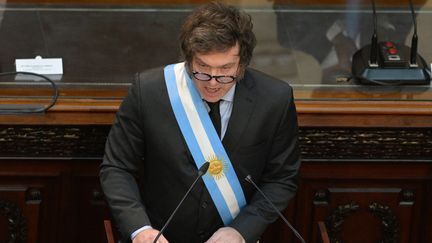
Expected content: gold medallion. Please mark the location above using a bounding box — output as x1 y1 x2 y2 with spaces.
206 155 227 180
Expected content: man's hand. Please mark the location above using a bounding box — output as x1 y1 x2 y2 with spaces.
132 228 169 243
205 227 245 243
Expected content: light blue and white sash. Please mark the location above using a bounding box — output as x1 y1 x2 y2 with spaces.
164 62 246 225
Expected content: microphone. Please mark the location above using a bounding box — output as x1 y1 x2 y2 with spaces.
153 162 210 243
244 175 306 243
369 0 378 66
351 0 430 85
408 0 418 66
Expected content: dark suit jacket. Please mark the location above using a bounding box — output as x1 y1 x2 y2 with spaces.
99 66 300 243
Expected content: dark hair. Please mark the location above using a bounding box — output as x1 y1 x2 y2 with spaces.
179 1 256 79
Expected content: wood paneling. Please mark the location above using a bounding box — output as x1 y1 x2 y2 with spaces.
0 141 431 242
0 187 41 243
268 160 432 243
2 93 432 127
1 79 432 243
0 159 110 243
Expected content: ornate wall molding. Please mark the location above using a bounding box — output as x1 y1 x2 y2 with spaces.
369 202 400 243
325 202 360 243
0 126 431 160
300 128 432 160
0 125 110 158
0 200 27 243
325 202 400 243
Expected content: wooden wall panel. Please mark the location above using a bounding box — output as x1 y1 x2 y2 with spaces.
0 185 45 243
0 159 110 243
296 161 432 243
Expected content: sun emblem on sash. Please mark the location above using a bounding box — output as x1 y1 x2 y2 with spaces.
206 155 227 180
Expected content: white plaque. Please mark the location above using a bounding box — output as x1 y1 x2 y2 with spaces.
15 56 63 75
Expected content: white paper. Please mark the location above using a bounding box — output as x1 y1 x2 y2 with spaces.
15 56 63 75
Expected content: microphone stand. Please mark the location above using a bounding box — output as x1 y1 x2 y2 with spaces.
245 175 306 243
153 162 210 243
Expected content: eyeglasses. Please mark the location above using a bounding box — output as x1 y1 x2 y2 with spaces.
192 71 236 84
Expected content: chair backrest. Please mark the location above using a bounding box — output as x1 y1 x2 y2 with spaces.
104 220 116 243
318 221 331 243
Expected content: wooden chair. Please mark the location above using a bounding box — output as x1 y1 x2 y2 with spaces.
104 220 116 243
318 221 330 243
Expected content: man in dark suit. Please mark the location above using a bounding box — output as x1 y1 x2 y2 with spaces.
99 2 300 243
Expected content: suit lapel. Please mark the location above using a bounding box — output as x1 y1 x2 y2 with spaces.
222 74 256 156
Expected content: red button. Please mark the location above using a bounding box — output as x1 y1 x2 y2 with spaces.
388 48 398 55
385 41 394 47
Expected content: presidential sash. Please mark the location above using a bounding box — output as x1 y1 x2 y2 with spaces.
164 62 246 225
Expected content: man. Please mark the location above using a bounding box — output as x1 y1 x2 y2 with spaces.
99 2 300 243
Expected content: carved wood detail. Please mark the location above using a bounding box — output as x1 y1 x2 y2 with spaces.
0 200 27 243
325 202 360 243
399 189 415 206
25 188 42 203
1 126 431 160
313 189 329 205
325 202 400 243
369 202 400 243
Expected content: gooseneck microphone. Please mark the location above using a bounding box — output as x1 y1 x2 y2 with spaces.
153 162 210 243
245 175 306 243
351 0 430 85
369 0 378 66
408 0 418 66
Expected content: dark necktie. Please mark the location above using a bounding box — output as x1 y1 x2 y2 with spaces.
207 101 221 137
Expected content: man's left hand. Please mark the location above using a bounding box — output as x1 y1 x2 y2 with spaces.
205 227 245 243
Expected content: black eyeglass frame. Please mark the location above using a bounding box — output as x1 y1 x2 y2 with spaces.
192 71 237 84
